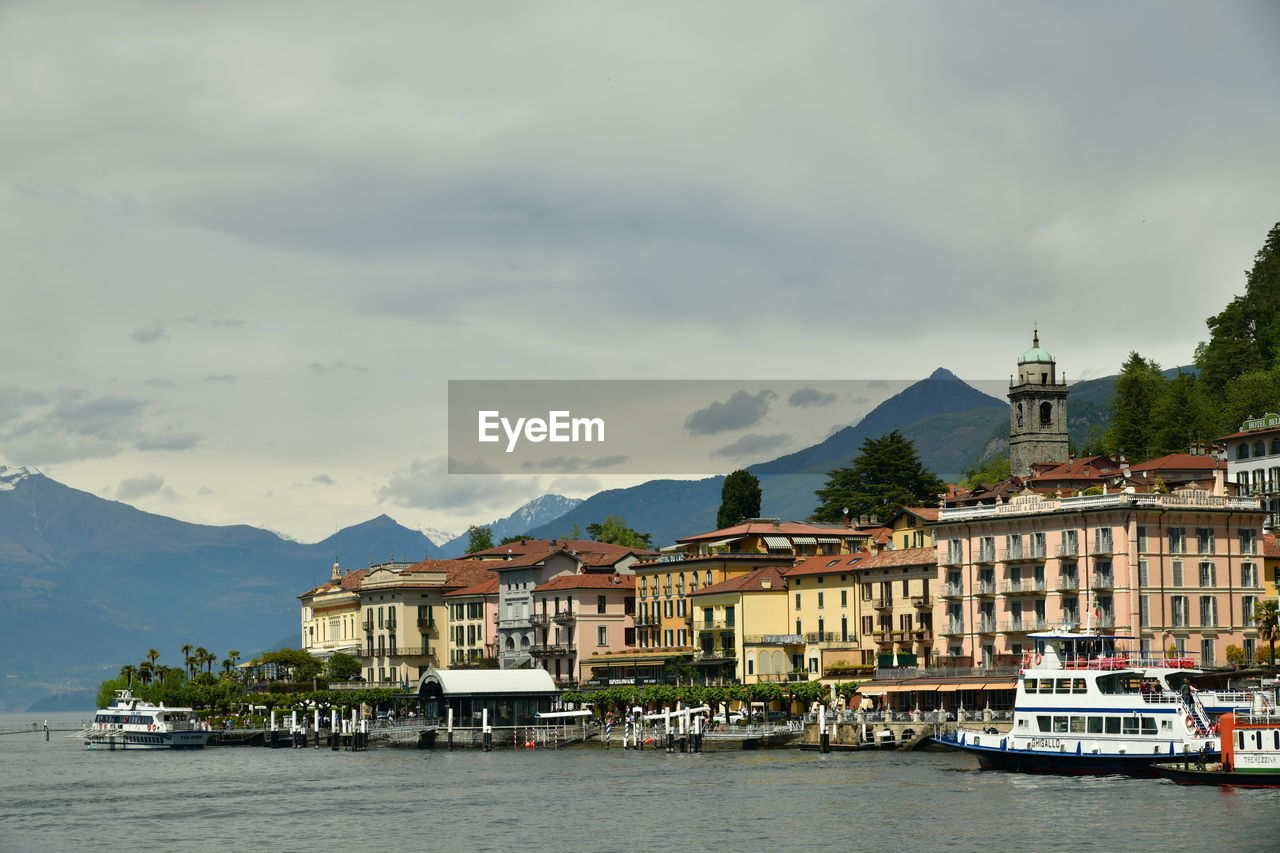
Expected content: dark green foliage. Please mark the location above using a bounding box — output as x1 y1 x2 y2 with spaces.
585 516 652 549
1103 352 1165 462
465 525 495 553
812 430 945 523
717 470 762 529
1217 366 1280 434
257 648 323 681
499 533 532 545
961 456 1010 489
325 651 362 681
1196 222 1280 389
1148 371 1217 456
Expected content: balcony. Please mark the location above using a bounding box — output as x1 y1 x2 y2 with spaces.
942 621 965 635
1001 546 1047 562
553 612 576 625
872 632 894 646
911 595 933 609
635 613 659 627
939 551 964 567
693 647 736 661
1091 541 1117 555
756 672 812 683
698 620 736 631
912 629 933 642
362 618 373 632
975 582 997 596
1057 544 1079 558
417 619 438 635
530 644 575 657
1056 575 1079 590
977 618 997 633
353 646 435 659
873 597 894 609
530 613 550 627
1002 579 1046 594
744 633 804 646
974 547 997 564
499 616 533 628
1091 574 1115 589
941 583 964 598
999 619 1048 633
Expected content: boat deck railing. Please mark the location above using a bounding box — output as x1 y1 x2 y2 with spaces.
1054 654 1198 671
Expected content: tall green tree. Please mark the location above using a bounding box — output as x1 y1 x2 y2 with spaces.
1216 365 1280 435
465 525 495 553
1255 599 1279 672
326 651 363 681
1102 352 1165 462
586 515 652 549
1149 370 1217 456
811 430 944 523
961 455 1011 490
1196 221 1280 389
717 469 762 529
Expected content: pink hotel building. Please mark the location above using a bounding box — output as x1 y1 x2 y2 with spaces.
932 489 1269 667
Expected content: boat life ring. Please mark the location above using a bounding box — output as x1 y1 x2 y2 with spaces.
1033 653 1043 666
1021 653 1031 669
1185 714 1195 729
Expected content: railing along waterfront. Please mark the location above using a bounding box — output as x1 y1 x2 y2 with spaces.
939 490 1262 522
874 665 1020 680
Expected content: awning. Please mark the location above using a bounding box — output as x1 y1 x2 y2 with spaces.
935 684 962 692
701 536 742 549
980 682 1017 691
763 535 791 548
816 537 841 544
791 536 817 545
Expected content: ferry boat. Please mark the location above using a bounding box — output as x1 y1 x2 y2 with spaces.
933 630 1224 775
75 690 213 749
1153 696 1280 787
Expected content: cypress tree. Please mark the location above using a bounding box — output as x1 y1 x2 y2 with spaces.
717 469 762 529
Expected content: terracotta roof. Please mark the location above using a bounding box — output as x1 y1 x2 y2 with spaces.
1263 533 1280 559
854 547 937 569
445 575 500 597
1025 456 1121 483
901 507 940 522
461 539 657 560
298 567 371 598
1218 424 1280 440
785 555 865 577
676 520 865 543
1127 453 1226 472
534 573 635 592
688 565 790 596
633 553 796 568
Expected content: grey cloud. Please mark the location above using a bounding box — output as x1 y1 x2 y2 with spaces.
198 486 215 496
517 455 629 473
379 457 542 511
312 473 335 485
143 378 174 388
136 431 203 451
181 311 244 327
788 387 838 408
309 361 367 374
205 374 237 383
684 390 776 436
0 386 48 426
546 476 602 495
129 323 168 344
117 472 164 500
709 433 791 459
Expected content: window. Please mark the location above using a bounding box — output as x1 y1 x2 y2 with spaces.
861 616 873 635
1137 526 1147 552
597 626 608 646
795 592 802 610
1139 595 1150 628
1138 559 1149 586
840 589 848 607
1171 596 1188 627
1240 529 1257 555
817 591 825 609
1095 527 1113 553
1242 562 1258 588
596 595 606 614
664 600 673 619
1172 560 1184 587
1199 596 1217 627
663 629 673 646
1061 530 1078 556
1169 528 1186 554
1198 562 1216 587
1197 528 1215 554
677 599 686 617
1200 637 1215 667
1244 595 1258 626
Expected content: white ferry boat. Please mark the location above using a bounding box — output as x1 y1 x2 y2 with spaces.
1154 695 1280 787
77 690 213 750
934 630 1223 775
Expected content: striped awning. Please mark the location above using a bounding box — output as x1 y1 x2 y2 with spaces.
816 537 841 544
791 536 817 545
763 535 791 548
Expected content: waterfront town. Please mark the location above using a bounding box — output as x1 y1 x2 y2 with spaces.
296 339 1280 722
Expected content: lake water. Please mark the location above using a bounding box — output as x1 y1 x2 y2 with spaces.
2 711 1277 852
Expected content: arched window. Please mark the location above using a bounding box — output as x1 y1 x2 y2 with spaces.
505 636 515 650
1238 443 1251 460
520 634 531 647
1016 403 1024 427
1254 441 1266 457
1270 437 1280 455
1039 401 1052 425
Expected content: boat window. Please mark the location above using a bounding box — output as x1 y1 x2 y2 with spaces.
1039 680 1054 694
1055 678 1071 694
1024 678 1038 692
1141 717 1157 735
1161 720 1171 729
1072 679 1087 694
1238 732 1245 749
1070 716 1087 733
1053 716 1069 733
1105 717 1121 734
1274 731 1279 750
1037 715 1052 732
1017 719 1027 728
1087 717 1104 734
1122 717 1140 735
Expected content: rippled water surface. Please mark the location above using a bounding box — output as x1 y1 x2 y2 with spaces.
2 712 1277 852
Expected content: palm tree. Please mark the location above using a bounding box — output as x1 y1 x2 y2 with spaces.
181 644 194 678
138 661 153 685
119 664 137 686
221 658 233 675
194 647 210 675
147 648 160 670
1255 600 1279 672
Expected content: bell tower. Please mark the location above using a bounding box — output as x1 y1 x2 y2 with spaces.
1009 329 1069 478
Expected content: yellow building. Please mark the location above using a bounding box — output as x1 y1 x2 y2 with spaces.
786 555 868 680
852 547 939 668
686 565 791 684
298 563 368 659
888 507 939 550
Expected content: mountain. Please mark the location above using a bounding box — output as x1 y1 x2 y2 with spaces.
525 369 1011 546
438 493 583 556
0 468 447 712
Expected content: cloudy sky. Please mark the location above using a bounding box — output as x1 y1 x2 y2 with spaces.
2 1 1277 542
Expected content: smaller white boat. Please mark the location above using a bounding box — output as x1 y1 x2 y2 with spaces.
75 690 213 750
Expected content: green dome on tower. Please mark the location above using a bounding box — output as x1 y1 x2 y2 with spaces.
1019 330 1053 364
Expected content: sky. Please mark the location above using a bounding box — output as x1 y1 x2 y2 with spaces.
1 1 1278 542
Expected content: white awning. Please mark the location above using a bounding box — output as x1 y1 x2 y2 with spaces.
536 710 593 719
763 535 791 548
791 536 817 545
816 537 841 544
701 536 743 549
